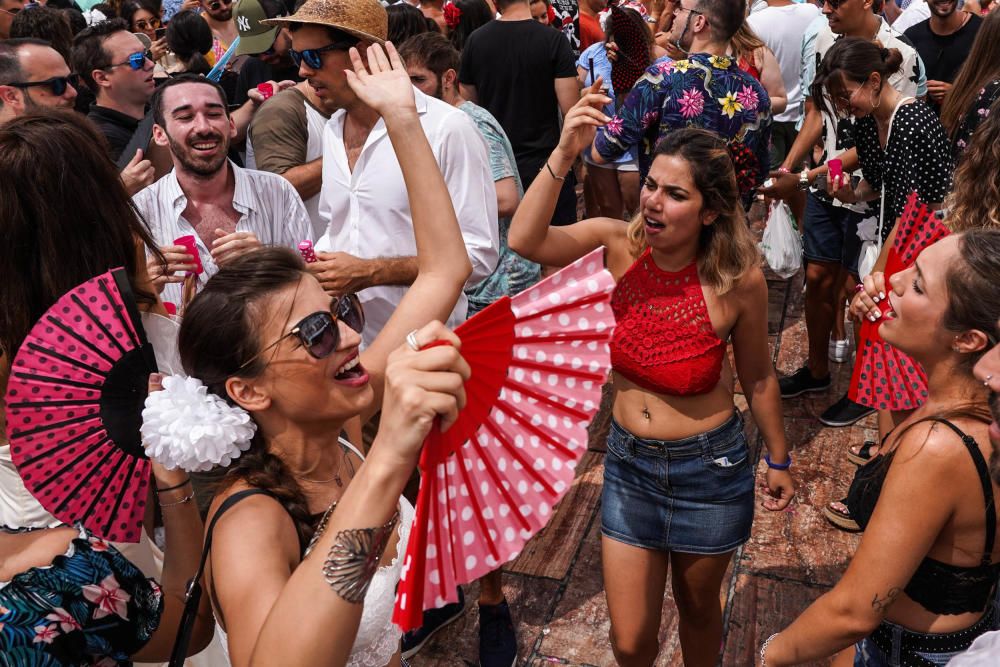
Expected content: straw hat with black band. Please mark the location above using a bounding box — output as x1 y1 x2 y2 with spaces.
261 0 388 45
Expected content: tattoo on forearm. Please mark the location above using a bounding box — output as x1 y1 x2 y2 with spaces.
322 512 400 604
871 587 902 614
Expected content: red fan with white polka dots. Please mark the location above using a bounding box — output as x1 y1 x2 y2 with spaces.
393 248 616 631
849 192 949 411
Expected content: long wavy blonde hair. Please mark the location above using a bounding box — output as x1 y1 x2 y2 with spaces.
626 128 759 295
945 96 1000 232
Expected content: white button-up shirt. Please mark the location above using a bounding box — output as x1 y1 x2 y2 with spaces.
317 88 499 347
133 162 312 306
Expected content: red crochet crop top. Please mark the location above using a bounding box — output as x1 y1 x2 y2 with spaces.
610 249 725 396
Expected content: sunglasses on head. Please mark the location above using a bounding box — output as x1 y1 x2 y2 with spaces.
107 50 153 70
240 294 365 370
6 74 80 96
289 38 358 70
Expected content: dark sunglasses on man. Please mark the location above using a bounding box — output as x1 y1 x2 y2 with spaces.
208 0 232 10
5 73 79 96
106 50 154 71
239 294 366 369
289 38 359 70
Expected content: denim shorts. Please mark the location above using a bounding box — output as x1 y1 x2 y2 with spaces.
854 597 1000 666
601 412 755 555
802 192 864 275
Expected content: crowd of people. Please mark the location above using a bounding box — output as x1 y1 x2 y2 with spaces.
2 0 1000 666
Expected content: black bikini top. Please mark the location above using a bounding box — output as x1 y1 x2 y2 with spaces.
846 418 1000 616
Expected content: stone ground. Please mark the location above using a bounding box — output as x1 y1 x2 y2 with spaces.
410 204 869 667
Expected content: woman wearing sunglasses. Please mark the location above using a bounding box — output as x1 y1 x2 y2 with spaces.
175 43 473 667
122 0 170 64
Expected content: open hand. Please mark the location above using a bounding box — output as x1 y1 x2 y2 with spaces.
344 41 416 119
555 79 612 160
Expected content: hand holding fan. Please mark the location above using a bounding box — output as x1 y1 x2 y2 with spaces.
608 0 651 96
849 192 949 411
393 248 616 631
4 269 158 543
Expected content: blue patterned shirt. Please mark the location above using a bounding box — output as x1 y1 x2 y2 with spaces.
594 53 771 200
460 102 541 316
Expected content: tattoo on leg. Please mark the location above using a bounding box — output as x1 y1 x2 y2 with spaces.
322 511 400 603
871 587 901 614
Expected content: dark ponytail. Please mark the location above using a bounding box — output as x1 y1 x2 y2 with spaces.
811 36 904 117
179 246 316 551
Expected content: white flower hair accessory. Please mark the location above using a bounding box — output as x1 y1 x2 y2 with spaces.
141 375 256 472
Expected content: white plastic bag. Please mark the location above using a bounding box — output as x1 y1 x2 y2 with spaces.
760 201 802 279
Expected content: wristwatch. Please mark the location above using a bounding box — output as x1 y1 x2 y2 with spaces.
797 170 810 191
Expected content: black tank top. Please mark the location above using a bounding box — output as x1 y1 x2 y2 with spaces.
846 418 1000 615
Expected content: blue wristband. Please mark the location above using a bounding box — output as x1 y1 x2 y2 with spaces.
764 453 792 470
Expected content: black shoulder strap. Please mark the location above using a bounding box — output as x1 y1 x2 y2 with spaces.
168 489 277 667
926 418 997 566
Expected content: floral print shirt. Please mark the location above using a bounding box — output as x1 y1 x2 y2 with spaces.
0 524 163 666
593 53 771 201
951 78 1000 161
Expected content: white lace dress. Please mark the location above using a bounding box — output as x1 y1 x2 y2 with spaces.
218 439 413 667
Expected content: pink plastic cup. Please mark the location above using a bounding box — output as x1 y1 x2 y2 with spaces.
828 158 843 188
174 235 203 275
257 82 274 100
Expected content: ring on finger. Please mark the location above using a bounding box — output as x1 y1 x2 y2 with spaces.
406 329 421 352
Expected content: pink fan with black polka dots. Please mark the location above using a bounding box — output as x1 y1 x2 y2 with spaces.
4 268 158 543
393 248 616 631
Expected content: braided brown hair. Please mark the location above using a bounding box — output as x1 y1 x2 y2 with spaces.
178 246 317 551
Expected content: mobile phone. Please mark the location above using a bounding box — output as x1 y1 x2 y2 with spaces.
155 27 167 39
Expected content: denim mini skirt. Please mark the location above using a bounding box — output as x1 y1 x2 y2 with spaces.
601 412 755 555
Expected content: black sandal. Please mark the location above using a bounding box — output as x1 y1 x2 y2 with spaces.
846 440 878 466
823 499 861 532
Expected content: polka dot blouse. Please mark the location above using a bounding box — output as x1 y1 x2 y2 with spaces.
855 101 954 242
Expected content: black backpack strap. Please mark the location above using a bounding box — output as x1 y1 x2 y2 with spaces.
168 489 277 667
925 418 997 566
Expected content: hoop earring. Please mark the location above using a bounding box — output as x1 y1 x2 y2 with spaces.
870 87 881 109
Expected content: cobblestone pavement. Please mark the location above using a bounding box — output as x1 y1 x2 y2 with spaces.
411 206 865 666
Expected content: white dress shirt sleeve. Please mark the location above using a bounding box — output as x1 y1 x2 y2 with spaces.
435 112 500 288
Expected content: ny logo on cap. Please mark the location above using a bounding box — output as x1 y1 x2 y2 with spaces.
237 15 250 32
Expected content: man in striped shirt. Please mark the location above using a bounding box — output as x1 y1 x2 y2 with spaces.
136 74 312 310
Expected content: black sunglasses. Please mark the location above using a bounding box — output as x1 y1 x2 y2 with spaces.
208 0 232 9
6 74 79 96
289 38 358 70
240 294 365 369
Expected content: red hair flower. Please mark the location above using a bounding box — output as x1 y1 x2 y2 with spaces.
444 2 462 30
547 5 556 24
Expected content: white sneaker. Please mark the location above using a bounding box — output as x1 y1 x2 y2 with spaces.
829 337 851 363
